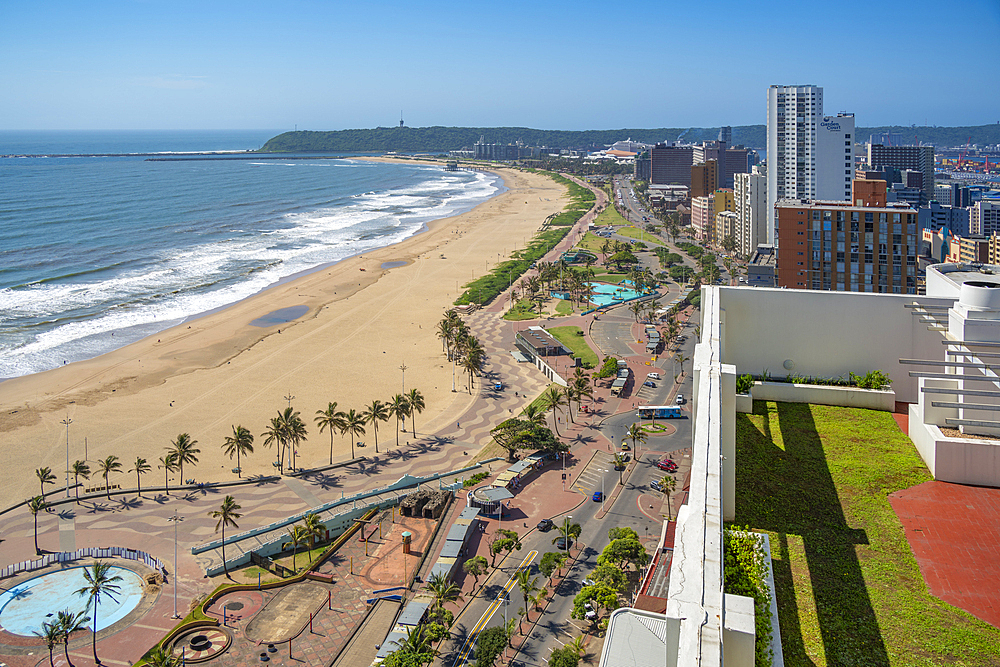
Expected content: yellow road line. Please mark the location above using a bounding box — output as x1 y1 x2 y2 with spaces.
450 550 537 667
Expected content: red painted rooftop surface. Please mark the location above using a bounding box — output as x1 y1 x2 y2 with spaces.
889 480 1000 628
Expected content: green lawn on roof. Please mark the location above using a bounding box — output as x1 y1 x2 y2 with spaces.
735 401 1000 666
546 325 599 368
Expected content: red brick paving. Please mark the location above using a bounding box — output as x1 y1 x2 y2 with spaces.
889 480 1000 628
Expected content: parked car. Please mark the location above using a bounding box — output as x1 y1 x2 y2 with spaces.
647 372 661 380
650 479 663 491
592 491 604 502
583 578 595 587
584 602 597 620
675 394 685 404
555 536 573 550
620 442 631 451
644 380 656 388
537 519 554 532
657 459 678 473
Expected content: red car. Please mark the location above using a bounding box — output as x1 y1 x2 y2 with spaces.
656 459 678 472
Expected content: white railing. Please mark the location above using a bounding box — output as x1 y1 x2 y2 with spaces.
1 547 164 580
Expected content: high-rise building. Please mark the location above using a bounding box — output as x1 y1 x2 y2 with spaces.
971 199 1000 237
691 161 718 198
691 195 715 241
866 145 936 205
766 85 855 244
918 201 970 236
734 166 768 258
775 180 918 293
650 143 694 186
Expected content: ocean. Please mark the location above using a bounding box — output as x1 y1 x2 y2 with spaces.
0 131 501 379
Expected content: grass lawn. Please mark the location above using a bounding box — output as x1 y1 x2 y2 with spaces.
555 299 575 316
576 231 608 254
736 401 1000 666
616 225 664 246
503 298 541 321
546 325 599 368
595 204 630 227
591 271 629 282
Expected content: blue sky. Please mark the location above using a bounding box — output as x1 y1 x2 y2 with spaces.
2 0 998 131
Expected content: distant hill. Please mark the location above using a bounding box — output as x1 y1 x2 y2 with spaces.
259 124 1000 153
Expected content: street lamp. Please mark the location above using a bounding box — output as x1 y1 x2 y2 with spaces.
60 416 72 497
168 513 184 618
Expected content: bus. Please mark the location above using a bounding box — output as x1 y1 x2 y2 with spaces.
637 405 683 419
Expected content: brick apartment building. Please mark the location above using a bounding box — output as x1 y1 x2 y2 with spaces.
776 180 918 293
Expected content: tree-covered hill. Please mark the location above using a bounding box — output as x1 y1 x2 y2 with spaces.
258 124 1000 153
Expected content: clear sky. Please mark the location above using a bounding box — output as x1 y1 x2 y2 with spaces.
3 0 998 131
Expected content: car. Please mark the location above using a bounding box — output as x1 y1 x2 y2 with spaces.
554 536 573 550
656 459 678 472
617 452 631 463
647 372 661 380
584 602 597 620
494 381 503 391
675 394 685 404
644 380 656 388
650 479 663 491
583 578 595 587
592 491 604 502
536 519 555 532
620 442 631 451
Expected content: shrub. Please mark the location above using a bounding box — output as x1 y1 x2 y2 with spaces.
723 528 774 667
851 370 892 390
463 471 490 488
736 374 754 395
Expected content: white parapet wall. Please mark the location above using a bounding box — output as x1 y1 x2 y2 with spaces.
750 381 896 412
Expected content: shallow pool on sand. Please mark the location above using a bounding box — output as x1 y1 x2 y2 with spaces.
0 566 144 636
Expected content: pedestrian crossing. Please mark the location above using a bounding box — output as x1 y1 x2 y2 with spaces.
572 451 616 496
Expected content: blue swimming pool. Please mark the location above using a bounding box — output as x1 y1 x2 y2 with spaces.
588 282 642 307
0 566 144 636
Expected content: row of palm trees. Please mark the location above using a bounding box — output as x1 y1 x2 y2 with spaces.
436 310 485 393
518 368 595 438
34 391 428 510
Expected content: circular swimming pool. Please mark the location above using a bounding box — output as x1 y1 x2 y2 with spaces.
0 566 145 636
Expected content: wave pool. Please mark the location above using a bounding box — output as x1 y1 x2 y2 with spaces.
588 282 642 307
0 566 144 636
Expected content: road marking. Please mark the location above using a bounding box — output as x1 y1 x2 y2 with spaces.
450 550 538 667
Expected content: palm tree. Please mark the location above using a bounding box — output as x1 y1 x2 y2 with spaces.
28 496 46 554
553 519 581 550
541 386 566 437
75 561 123 666
144 646 180 667
406 388 425 436
281 407 308 471
662 475 678 520
36 467 57 499
567 635 587 658
96 455 122 499
625 422 647 457
426 572 463 609
362 399 389 454
34 620 61 667
209 495 242 578
341 409 366 459
514 569 540 626
56 609 90 667
222 425 254 477
169 433 200 484
158 453 178 495
70 460 90 503
562 384 576 424
302 512 324 550
286 524 308 573
387 394 410 449
314 403 346 465
261 414 288 473
675 353 689 380
130 457 150 499
521 403 546 426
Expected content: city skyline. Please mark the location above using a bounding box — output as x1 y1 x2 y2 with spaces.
3 0 998 131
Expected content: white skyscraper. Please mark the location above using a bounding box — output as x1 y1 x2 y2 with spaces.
766 85 855 244
734 165 767 258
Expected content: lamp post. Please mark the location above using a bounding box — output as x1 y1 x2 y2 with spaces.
284 393 295 409
60 416 72 497
168 513 184 618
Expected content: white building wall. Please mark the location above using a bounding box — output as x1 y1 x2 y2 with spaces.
816 114 855 202
767 85 824 245
734 169 767 257
717 286 953 403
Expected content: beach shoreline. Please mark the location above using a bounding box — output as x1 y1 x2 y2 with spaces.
0 166 566 510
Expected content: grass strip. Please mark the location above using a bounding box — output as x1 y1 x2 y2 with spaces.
546 325 599 368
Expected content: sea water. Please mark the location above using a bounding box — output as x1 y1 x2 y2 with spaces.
0 131 501 378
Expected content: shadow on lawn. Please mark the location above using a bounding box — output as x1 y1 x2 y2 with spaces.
735 401 888 667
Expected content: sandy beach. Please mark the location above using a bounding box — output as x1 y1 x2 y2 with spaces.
0 165 567 510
